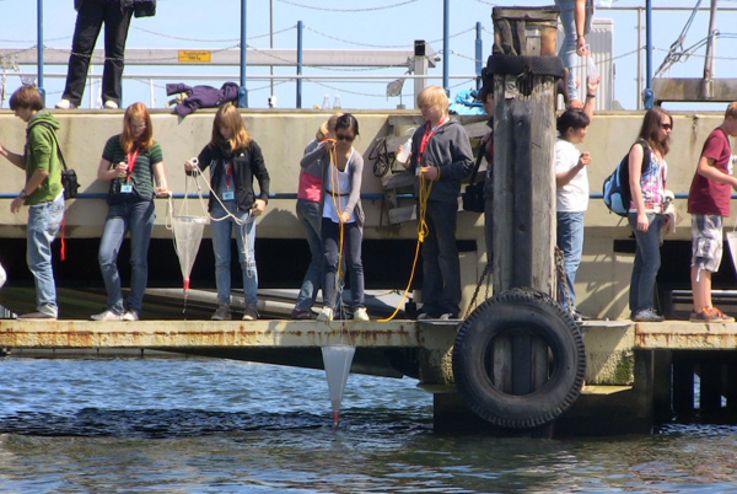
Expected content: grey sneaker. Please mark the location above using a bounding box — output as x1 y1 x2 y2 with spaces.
632 309 664 322
242 305 259 321
18 311 56 320
91 309 124 321
211 305 231 321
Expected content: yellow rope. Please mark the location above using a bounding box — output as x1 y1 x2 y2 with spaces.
378 169 434 323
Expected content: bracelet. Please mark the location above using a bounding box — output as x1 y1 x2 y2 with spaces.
586 93 596 98
18 190 27 199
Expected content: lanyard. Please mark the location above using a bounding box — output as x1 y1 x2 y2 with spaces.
126 147 140 181
225 161 233 188
418 117 448 165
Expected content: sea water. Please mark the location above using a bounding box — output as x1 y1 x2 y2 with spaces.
1 357 736 493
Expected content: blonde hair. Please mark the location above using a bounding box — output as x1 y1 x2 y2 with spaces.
315 112 343 141
417 86 449 117
120 102 155 152
210 102 251 151
725 102 737 120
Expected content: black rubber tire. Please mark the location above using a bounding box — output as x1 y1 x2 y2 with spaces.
452 287 586 429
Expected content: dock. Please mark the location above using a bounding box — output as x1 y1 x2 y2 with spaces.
2 318 737 434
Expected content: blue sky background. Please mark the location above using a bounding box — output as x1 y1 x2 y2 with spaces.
1 0 737 111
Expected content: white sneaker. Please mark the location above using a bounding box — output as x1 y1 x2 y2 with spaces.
121 310 139 321
103 100 119 109
90 309 124 321
353 307 369 321
317 307 334 322
55 98 76 110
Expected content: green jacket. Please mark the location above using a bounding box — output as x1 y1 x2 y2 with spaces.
25 112 63 205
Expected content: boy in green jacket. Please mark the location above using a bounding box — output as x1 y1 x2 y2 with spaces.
0 85 64 319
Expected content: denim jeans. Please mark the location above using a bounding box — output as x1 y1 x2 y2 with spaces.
63 0 133 106
557 211 585 311
322 218 364 310
422 200 461 317
98 200 155 314
295 199 322 312
628 212 665 314
211 201 258 307
27 194 64 316
555 0 591 102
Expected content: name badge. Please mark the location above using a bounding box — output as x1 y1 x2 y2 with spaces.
120 184 133 194
222 191 235 201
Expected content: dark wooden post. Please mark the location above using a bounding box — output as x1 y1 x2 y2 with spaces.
487 7 563 401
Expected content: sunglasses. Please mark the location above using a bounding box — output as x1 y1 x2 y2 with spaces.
660 123 672 130
336 133 355 142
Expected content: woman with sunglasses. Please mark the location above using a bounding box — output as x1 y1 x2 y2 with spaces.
301 113 367 322
627 107 673 322
91 102 170 321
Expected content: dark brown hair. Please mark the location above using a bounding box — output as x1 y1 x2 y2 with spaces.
638 107 672 155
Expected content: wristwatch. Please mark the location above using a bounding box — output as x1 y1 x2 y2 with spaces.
18 190 28 199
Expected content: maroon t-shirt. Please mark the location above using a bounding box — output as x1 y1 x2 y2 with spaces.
687 127 733 216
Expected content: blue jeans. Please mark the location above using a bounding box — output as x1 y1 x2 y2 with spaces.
628 213 664 314
422 200 461 317
322 218 364 310
295 199 323 312
555 0 591 102
27 194 65 316
557 211 585 311
98 200 155 314
211 201 258 307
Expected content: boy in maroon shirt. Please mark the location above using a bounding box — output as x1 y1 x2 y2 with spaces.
687 102 737 322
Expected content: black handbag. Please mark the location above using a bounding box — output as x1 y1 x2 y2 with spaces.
34 121 80 200
461 142 487 213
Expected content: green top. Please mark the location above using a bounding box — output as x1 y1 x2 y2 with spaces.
102 134 164 203
25 112 63 205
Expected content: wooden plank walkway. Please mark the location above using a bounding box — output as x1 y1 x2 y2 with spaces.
1 319 736 351
0 320 420 349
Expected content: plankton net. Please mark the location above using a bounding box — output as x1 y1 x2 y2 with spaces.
167 159 210 313
321 344 355 427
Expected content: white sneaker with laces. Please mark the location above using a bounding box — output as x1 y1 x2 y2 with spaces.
90 309 124 321
121 310 139 321
103 100 119 109
55 98 75 110
353 307 369 321
317 307 334 322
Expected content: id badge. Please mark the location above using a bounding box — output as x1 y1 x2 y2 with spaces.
120 184 133 194
222 191 235 201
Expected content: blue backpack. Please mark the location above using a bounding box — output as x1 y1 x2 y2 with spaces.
602 139 651 217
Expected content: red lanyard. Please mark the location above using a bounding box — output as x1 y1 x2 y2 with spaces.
225 161 233 188
418 117 448 165
126 147 140 180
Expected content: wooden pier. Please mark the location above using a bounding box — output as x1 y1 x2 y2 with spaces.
2 318 737 434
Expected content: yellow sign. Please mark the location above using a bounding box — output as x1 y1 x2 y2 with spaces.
178 50 212 63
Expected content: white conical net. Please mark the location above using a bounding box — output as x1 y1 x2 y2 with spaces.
321 344 355 426
172 215 209 291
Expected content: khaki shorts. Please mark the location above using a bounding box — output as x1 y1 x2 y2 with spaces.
691 214 724 273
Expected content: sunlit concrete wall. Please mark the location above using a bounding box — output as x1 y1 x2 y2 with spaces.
0 108 732 319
